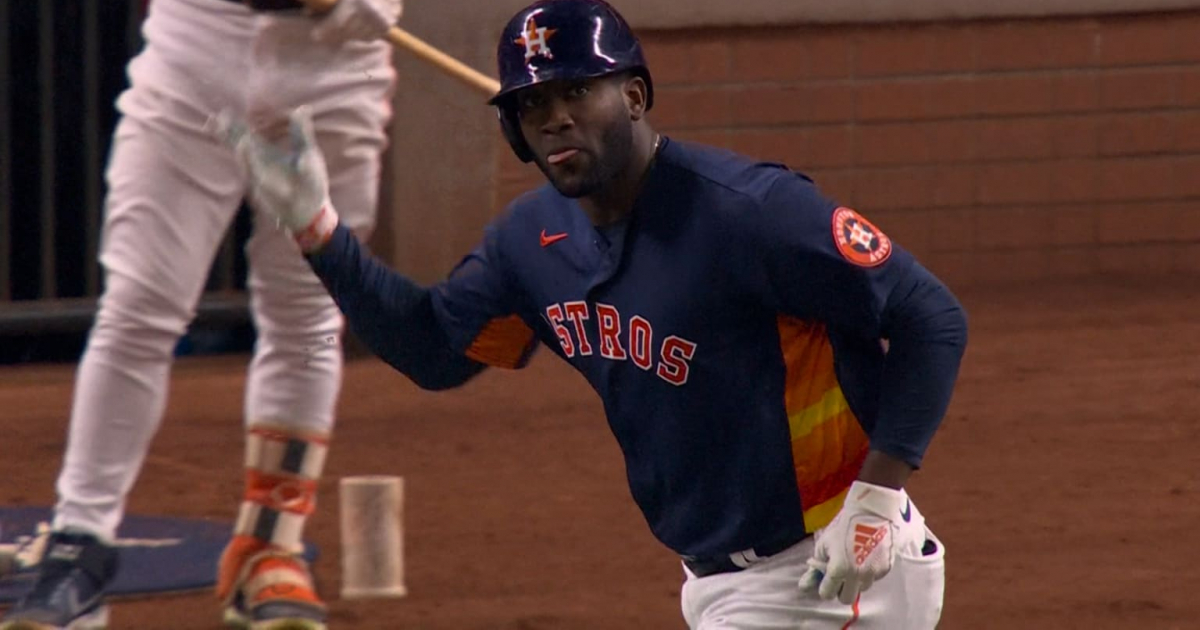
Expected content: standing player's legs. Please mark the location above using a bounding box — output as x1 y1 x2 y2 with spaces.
0 90 245 630
681 504 945 629
56 115 246 541
213 203 346 629
215 34 394 630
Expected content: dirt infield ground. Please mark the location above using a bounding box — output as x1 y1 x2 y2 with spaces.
1 278 1197 630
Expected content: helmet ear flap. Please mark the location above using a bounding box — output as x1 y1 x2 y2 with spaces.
498 105 534 163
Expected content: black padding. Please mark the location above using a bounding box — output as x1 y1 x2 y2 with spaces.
498 106 534 163
251 508 281 542
280 439 308 475
43 532 119 583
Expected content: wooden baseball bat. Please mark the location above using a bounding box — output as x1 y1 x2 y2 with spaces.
302 0 500 97
385 27 501 96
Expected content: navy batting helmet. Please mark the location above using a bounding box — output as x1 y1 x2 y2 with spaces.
490 0 654 163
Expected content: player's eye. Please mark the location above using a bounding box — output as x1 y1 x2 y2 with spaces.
518 92 545 112
568 84 590 99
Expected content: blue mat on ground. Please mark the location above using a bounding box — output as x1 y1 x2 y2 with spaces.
0 507 318 603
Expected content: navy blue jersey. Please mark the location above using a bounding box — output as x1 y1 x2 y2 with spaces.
412 138 967 557
309 137 966 557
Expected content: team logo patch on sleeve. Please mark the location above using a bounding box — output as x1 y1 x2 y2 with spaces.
832 207 892 267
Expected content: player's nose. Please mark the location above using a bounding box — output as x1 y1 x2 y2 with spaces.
538 96 575 134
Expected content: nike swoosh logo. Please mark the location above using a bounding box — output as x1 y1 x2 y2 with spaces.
64 587 103 618
900 499 912 523
540 229 568 247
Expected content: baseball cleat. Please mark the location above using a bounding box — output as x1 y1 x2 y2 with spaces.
0 532 118 630
223 604 326 630
221 550 327 630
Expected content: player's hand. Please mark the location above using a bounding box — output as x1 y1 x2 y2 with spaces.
798 481 912 605
311 0 403 45
207 106 339 252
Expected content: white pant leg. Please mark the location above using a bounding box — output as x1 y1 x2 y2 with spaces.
241 217 346 434
848 528 945 629
54 98 246 541
54 0 397 535
681 519 945 629
240 19 394 435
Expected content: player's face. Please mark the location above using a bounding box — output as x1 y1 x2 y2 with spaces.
515 75 636 198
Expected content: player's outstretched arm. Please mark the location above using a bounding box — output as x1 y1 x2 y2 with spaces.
306 223 487 390
208 107 486 390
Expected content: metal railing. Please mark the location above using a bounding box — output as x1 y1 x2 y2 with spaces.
0 0 249 339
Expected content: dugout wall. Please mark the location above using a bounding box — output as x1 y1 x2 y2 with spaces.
2 0 1198 347
384 0 1200 288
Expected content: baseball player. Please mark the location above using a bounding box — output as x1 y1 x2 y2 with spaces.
0 0 400 629
217 0 967 627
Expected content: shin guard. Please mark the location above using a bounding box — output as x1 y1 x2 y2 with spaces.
216 425 329 623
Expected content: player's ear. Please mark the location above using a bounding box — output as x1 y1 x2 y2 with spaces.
623 75 648 121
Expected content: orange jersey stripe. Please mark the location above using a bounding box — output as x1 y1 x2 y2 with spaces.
790 409 869 480
802 487 850 533
794 439 868 517
777 317 840 413
465 314 537 369
777 316 870 533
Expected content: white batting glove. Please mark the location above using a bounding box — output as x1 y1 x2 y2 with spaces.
311 0 403 44
207 106 339 252
798 481 911 605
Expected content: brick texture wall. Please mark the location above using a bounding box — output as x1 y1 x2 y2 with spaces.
493 10 1200 289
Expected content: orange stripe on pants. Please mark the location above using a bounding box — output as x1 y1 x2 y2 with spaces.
841 594 862 629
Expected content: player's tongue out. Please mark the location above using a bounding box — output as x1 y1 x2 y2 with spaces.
548 148 579 165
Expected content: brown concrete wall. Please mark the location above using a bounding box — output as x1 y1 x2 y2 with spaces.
375 16 501 283
619 0 1200 26
382 2 1200 288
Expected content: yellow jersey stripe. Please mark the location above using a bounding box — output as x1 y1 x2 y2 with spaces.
788 385 850 440
802 486 851 533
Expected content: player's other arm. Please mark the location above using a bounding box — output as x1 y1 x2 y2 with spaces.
754 172 967 481
308 218 538 387
755 171 966 603
859 261 967 487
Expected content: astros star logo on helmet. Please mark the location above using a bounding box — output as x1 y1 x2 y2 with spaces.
515 17 557 62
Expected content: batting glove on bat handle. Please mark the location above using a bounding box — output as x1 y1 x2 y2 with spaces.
798 481 911 605
208 107 339 253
